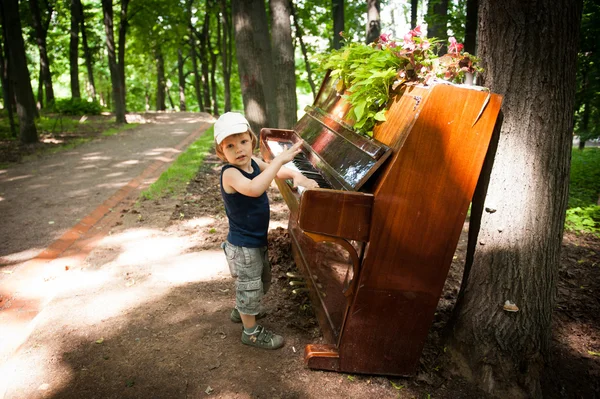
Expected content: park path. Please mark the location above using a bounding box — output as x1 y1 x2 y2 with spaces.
0 112 213 394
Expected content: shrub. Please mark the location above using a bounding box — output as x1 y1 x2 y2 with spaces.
51 98 103 115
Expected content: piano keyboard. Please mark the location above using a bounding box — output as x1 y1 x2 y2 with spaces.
266 140 331 193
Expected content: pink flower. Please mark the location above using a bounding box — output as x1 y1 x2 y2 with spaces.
421 40 431 50
379 33 391 43
410 25 423 37
448 37 464 54
388 41 397 48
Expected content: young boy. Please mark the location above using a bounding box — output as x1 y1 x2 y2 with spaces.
214 112 318 350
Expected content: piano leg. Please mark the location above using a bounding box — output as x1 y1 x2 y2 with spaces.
305 344 340 371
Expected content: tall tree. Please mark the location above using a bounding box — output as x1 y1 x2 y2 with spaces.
155 49 166 111
187 0 203 112
177 48 186 111
29 0 55 106
117 0 130 112
269 0 296 128
232 0 269 133
426 0 449 46
219 0 232 112
0 0 38 143
410 0 419 28
0 35 16 137
101 0 126 123
70 0 81 98
249 2 277 126
332 0 344 49
464 0 478 54
446 0 583 397
366 0 380 44
77 0 97 101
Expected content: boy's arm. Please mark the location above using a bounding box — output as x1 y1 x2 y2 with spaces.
223 141 304 197
255 156 319 189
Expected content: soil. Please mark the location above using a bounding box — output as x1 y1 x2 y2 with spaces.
0 113 599 398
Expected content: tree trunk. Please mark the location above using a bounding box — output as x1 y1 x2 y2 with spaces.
199 9 211 112
210 45 219 116
219 0 232 112
464 0 478 54
410 0 418 29
332 0 344 50
187 0 203 112
232 0 269 133
0 36 16 137
155 50 166 111
1 0 38 143
249 2 278 127
426 0 448 50
69 0 81 99
446 1 583 397
101 0 126 123
366 0 380 44
30 0 54 105
177 48 186 111
290 2 316 98
269 0 296 128
78 0 96 101
117 0 129 114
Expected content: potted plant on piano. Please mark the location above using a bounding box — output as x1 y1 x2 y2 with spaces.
320 26 482 138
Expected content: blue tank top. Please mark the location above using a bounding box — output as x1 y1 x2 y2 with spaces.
220 159 270 248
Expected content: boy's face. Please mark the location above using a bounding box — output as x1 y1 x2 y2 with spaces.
220 132 253 168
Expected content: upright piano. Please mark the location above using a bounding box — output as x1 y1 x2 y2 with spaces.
260 72 502 376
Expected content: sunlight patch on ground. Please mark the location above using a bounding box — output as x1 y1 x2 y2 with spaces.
116 159 140 167
81 154 111 162
3 174 32 183
144 147 182 156
0 247 44 266
151 250 229 284
182 216 215 229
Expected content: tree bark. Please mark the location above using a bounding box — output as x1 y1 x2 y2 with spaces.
232 0 269 133
69 0 81 99
219 0 232 112
117 0 129 113
269 0 297 128
177 48 186 111
155 50 166 111
446 1 583 397
101 0 126 123
366 0 380 44
410 0 418 29
464 0 478 54
426 0 448 50
200 6 211 112
30 0 54 105
332 0 344 50
249 2 278 127
0 36 16 137
187 0 203 112
78 0 97 101
0 0 38 143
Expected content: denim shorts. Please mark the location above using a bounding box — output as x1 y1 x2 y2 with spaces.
221 241 271 315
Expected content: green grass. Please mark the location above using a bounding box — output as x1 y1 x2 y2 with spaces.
140 126 215 200
566 148 600 236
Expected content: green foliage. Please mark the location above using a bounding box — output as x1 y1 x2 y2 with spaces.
50 98 103 115
141 126 214 200
320 29 481 137
566 148 600 236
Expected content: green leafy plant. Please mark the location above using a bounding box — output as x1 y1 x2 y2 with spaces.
320 26 482 137
51 98 103 116
565 148 600 236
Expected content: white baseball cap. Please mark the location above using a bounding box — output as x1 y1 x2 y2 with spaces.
214 112 251 144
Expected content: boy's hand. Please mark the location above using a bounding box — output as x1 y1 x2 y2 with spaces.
293 175 319 189
274 140 303 164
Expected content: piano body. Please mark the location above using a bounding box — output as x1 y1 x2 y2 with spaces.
260 72 502 376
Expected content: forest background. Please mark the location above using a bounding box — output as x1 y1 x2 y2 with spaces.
1 0 599 398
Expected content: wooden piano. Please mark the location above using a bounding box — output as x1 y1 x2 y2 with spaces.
260 72 502 376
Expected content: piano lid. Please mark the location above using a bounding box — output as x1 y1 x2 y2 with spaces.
292 73 392 191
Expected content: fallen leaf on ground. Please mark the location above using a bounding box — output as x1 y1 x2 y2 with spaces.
95 338 104 344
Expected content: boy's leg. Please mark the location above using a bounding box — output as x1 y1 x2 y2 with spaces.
239 313 256 330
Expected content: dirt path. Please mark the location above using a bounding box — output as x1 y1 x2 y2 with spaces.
0 112 598 399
